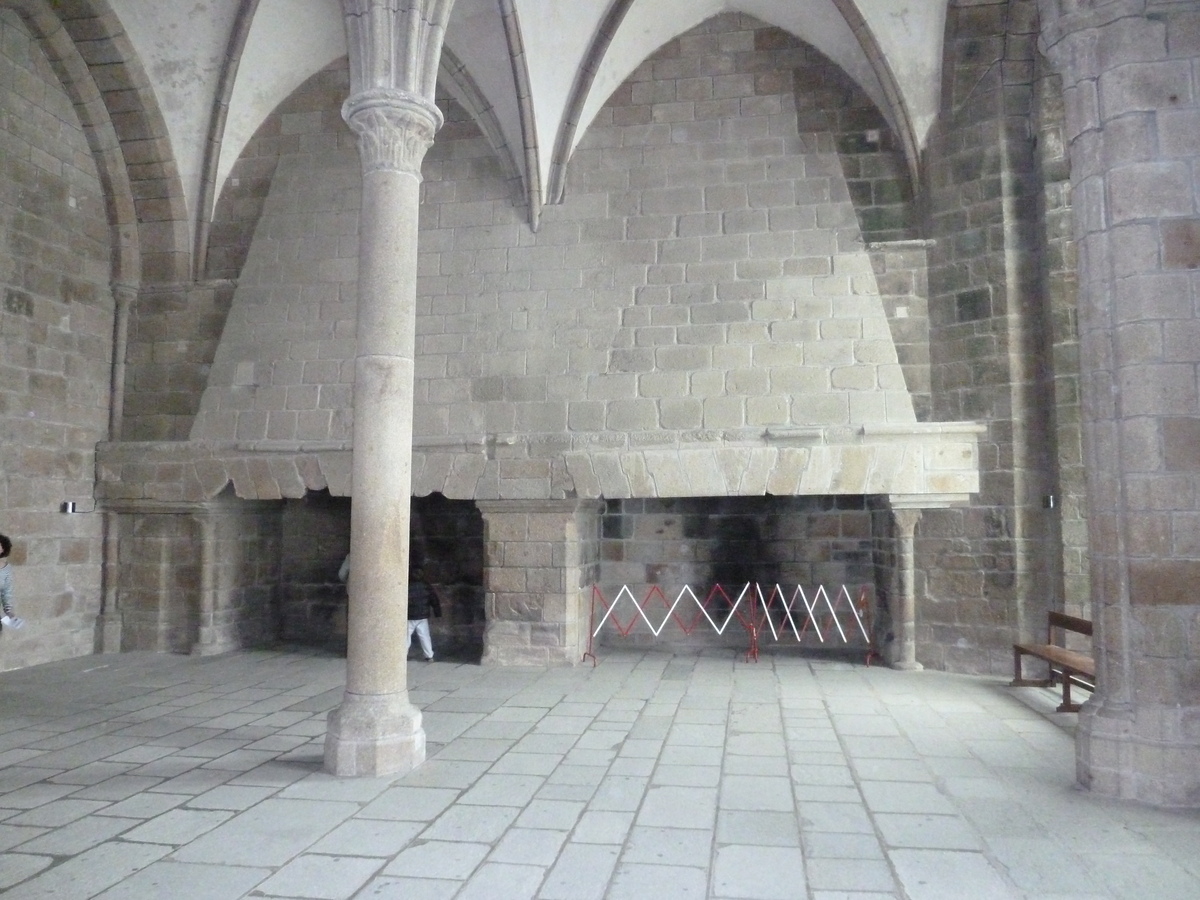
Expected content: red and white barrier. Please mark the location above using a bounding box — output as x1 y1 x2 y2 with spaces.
585 582 877 665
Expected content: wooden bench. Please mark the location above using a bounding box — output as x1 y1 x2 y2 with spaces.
1012 612 1095 712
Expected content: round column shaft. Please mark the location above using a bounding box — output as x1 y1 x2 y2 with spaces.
892 508 924 671
324 92 441 777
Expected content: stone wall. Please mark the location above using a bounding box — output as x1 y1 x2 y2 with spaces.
188 139 359 446
1033 56 1089 619
480 500 602 666
277 490 351 647
194 499 282 654
867 241 932 422
0 11 113 669
791 44 916 244
119 61 357 444
191 16 932 461
123 280 237 441
919 0 1062 674
115 508 198 652
115 497 281 654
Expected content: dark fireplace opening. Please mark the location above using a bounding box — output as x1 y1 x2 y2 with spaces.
596 495 879 655
276 491 484 661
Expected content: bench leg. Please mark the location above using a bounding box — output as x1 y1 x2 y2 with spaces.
1011 648 1053 688
1056 672 1081 713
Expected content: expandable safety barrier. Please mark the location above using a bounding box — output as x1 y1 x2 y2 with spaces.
584 582 877 665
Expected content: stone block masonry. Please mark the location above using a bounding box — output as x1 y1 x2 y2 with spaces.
479 500 601 666
0 11 115 669
94 15 985 677
920 0 1063 676
195 17 920 448
1042 0 1200 808
186 14 977 508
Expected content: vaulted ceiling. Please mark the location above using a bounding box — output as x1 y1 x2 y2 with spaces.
108 0 948 242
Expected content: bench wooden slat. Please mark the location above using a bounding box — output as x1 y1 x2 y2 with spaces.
1047 611 1092 636
1012 642 1095 679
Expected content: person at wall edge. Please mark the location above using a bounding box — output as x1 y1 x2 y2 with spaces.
1 534 27 631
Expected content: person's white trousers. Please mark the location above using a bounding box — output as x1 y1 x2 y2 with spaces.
408 618 433 660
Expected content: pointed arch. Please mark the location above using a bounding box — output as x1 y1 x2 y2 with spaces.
545 0 635 207
546 0 923 200
828 0 920 188
3 0 140 283
438 45 525 211
498 0 543 230
195 0 260 281
49 0 191 283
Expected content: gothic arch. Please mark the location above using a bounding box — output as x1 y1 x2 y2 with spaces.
3 0 138 284
4 0 191 286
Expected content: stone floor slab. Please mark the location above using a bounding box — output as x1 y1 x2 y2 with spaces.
1 649 1199 900
91 861 271 900
254 853 383 899
170 799 358 866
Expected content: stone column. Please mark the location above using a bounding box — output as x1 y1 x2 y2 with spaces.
191 510 221 655
477 500 603 666
324 0 453 777
96 511 123 653
1040 1 1200 806
96 282 136 652
107 282 134 440
891 507 924 671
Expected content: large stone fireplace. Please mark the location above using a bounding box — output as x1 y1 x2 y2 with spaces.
92 15 984 669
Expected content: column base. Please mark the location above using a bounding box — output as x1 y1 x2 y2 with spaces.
324 691 426 777
882 640 922 671
191 639 239 657
1077 698 1200 808
191 624 240 656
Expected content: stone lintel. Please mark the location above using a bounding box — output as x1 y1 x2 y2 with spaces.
102 497 281 516
98 423 983 505
476 498 601 515
888 493 973 510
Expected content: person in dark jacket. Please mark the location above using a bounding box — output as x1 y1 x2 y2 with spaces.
407 563 442 661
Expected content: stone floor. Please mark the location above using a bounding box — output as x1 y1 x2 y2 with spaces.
0 647 1198 899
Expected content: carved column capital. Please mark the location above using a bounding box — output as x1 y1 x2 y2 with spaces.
110 281 139 305
893 508 923 538
343 89 443 176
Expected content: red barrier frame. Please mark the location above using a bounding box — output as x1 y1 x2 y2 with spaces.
584 582 879 666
